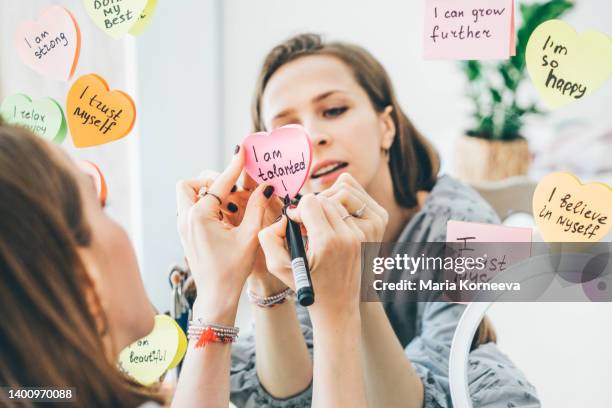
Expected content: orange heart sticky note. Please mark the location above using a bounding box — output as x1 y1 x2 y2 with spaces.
78 160 108 206
533 172 611 243
67 74 136 148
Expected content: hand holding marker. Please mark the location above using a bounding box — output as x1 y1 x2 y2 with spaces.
284 195 315 306
242 125 316 306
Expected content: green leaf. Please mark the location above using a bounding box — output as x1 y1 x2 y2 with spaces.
462 60 482 82
490 88 503 103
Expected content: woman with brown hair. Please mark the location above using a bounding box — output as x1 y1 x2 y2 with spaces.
227 33 540 407
0 117 374 407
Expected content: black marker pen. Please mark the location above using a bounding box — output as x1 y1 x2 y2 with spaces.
283 196 315 306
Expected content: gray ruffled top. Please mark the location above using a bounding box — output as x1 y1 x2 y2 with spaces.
230 175 540 407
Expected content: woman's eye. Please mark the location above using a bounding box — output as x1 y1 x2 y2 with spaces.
322 106 348 118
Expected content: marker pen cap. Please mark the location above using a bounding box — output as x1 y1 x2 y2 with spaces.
297 287 315 306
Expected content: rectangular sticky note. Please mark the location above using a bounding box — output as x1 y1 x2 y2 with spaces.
445 220 532 303
446 220 532 243
423 0 516 60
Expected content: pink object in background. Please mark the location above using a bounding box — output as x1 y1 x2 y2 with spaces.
15 5 81 81
243 125 313 200
446 220 532 243
423 0 515 60
445 220 532 303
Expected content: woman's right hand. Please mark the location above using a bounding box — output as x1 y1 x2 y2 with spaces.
176 146 275 320
258 194 366 320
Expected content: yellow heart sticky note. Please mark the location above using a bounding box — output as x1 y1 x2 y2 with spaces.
526 19 612 109
118 315 187 386
533 172 611 243
129 0 157 36
83 0 147 39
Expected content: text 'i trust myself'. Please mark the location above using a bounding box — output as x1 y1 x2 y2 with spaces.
73 86 123 135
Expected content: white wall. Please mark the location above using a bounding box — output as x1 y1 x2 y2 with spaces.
136 0 223 312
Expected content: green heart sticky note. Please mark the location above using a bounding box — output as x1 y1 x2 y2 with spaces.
0 94 67 143
118 315 187 386
526 19 612 109
129 0 157 36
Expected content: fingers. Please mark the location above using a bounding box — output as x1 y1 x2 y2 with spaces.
258 216 295 290
287 194 333 239
325 173 388 224
176 178 213 220
239 184 275 238
242 172 259 191
317 195 352 235
194 145 246 217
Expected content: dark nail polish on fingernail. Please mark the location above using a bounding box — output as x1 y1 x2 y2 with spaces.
314 192 320 195
227 202 238 213
230 185 237 193
263 185 274 198
234 145 240 154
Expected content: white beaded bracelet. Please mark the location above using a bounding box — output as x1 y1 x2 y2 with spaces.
247 287 294 308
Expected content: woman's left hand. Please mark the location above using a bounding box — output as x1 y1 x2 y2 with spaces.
318 173 389 242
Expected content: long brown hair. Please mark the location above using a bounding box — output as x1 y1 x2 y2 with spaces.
252 33 439 208
0 120 165 407
252 33 495 347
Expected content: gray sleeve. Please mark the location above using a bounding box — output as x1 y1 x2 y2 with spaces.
405 303 540 408
405 302 460 408
230 303 314 408
467 343 540 408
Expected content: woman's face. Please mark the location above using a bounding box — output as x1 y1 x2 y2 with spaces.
261 55 395 194
53 147 155 354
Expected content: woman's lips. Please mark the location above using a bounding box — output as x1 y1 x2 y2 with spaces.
310 161 349 184
311 161 348 178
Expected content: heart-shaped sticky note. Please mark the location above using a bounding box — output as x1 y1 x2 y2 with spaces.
243 125 313 200
15 6 81 81
526 19 612 109
533 172 611 243
0 94 67 143
83 0 147 39
129 0 158 36
118 315 187 386
77 160 108 206
66 74 136 148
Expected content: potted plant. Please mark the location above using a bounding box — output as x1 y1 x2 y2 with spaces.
455 0 574 183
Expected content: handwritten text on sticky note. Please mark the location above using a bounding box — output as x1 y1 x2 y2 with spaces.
533 172 610 243
84 0 147 39
66 74 136 148
0 94 67 143
526 20 612 109
117 315 187 386
423 0 515 60
15 6 81 81
243 125 313 200
445 220 532 302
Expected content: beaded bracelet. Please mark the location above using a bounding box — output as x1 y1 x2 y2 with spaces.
188 319 239 348
247 287 294 308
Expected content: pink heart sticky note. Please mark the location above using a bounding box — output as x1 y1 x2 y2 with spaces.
243 125 312 200
15 6 81 81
